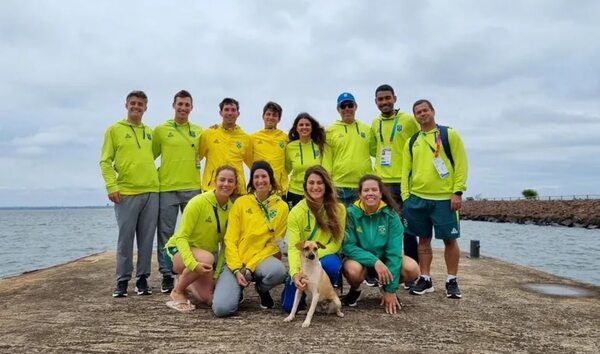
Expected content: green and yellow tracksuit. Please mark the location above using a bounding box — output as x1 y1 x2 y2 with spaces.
164 191 231 278
323 120 373 188
224 193 289 272
198 124 253 195
153 119 203 192
343 201 403 293
370 111 420 183
99 119 159 195
251 128 289 194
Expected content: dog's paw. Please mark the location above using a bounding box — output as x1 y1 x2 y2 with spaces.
283 315 294 322
336 311 344 318
301 321 311 328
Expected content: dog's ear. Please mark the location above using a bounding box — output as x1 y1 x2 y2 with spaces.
316 241 326 249
295 240 305 250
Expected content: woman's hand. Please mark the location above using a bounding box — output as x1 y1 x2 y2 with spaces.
293 273 307 291
193 262 213 274
235 269 251 287
374 260 393 285
380 292 401 314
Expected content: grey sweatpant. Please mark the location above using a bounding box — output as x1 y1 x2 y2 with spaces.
157 189 201 276
114 193 158 282
212 256 287 317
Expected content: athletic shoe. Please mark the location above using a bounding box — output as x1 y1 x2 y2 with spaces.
112 280 128 298
341 288 361 307
402 280 416 291
409 276 434 295
445 279 462 299
161 275 174 294
256 284 274 309
364 275 379 287
135 276 152 295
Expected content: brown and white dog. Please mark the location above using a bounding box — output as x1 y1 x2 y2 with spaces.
283 240 344 327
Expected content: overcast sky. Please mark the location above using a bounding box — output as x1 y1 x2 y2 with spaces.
0 0 598 207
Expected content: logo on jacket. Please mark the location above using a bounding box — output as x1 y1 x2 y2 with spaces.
360 132 366 138
205 216 212 223
279 141 285 149
246 208 253 214
214 139 220 144
236 141 242 149
397 125 403 132
190 131 196 138
168 132 174 138
125 133 132 139
268 209 278 218
356 226 363 233
378 225 386 234
146 134 152 140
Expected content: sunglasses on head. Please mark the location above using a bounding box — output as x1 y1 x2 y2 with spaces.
339 102 355 109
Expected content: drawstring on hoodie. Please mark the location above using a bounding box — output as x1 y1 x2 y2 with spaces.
129 124 146 149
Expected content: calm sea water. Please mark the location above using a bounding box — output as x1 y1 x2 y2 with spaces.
0 208 598 285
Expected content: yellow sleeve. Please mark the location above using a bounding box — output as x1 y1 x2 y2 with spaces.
198 129 209 161
450 130 468 193
286 206 303 276
244 136 254 169
273 201 289 239
99 127 118 194
369 121 377 157
152 125 162 159
224 200 244 271
401 139 412 201
321 141 334 173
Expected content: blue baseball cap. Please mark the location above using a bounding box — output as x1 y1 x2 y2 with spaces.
337 92 356 106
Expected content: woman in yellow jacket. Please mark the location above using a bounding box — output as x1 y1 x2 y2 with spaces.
282 165 346 313
213 161 289 316
163 165 238 312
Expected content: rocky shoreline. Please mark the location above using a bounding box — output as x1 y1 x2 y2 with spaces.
461 199 600 229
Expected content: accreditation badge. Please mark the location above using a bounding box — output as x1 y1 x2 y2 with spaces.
433 156 449 178
380 147 392 166
195 152 202 169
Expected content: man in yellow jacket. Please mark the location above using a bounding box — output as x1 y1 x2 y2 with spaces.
402 99 468 299
323 92 373 205
153 90 203 293
250 101 289 195
99 90 159 298
198 98 253 195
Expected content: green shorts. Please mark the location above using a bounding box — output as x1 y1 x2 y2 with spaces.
403 195 460 240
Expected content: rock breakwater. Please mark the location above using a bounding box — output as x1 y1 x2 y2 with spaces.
461 199 600 228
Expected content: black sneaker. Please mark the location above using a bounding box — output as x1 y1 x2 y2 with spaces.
135 276 152 295
446 278 462 299
112 280 128 298
409 276 434 295
364 275 379 287
161 275 174 294
341 288 361 307
256 284 274 309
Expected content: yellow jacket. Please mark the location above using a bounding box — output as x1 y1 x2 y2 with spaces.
251 129 289 194
224 193 289 272
198 124 253 195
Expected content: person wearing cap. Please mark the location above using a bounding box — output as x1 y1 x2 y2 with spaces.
212 160 289 316
152 89 203 294
250 101 289 196
323 92 373 206
100 90 159 298
369 84 421 271
198 97 253 195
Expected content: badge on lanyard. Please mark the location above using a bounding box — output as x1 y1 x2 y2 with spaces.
433 156 449 178
195 152 201 169
380 147 392 166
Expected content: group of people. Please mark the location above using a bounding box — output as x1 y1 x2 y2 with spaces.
99 84 469 317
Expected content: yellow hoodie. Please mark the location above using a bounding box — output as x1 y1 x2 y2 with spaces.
99 120 159 195
250 128 289 194
224 193 289 272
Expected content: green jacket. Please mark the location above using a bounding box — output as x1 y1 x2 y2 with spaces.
342 201 403 293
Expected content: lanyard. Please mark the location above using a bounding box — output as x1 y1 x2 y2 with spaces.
306 210 318 240
421 127 442 158
172 122 197 149
299 141 317 164
128 124 146 149
255 195 275 233
378 114 399 145
343 121 360 135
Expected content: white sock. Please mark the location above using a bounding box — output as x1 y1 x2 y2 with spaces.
421 275 431 281
447 275 457 282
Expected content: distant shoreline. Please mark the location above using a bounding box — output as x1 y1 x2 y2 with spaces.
0 205 112 211
462 199 600 229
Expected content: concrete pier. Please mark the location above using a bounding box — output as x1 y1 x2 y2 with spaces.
0 251 598 353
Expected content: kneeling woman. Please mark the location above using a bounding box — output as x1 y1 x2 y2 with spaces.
282 165 346 313
213 161 289 316
342 174 420 314
164 165 238 311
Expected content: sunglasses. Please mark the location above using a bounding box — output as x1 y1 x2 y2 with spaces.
339 102 355 109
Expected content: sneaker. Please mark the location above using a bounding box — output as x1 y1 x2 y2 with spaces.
364 275 379 287
445 279 462 299
256 284 274 309
112 280 128 298
409 276 434 295
161 275 174 294
341 288 361 307
402 279 417 291
135 276 152 295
